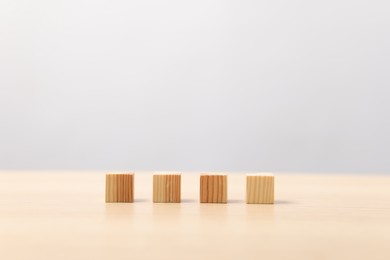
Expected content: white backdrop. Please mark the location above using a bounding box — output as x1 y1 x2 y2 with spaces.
1 0 389 173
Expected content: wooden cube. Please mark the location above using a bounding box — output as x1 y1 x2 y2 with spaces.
153 172 181 203
106 173 134 203
200 174 228 203
246 174 274 204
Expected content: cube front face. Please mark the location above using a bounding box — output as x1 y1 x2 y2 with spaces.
200 175 227 203
106 173 134 203
246 175 274 204
153 173 181 203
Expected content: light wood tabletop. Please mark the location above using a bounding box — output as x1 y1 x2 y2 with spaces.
0 172 389 260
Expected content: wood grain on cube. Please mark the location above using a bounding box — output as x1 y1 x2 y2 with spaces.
200 174 227 203
246 174 274 204
105 173 134 203
153 172 181 203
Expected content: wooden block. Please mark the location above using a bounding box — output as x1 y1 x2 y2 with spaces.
105 173 134 203
246 173 274 204
200 174 228 203
153 172 181 203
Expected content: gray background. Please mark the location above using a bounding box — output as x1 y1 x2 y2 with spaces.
1 1 389 173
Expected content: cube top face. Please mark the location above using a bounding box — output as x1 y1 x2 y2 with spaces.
246 173 273 177
153 173 181 203
153 171 181 176
200 174 228 203
106 172 134 176
246 174 274 204
200 173 227 177
106 173 134 203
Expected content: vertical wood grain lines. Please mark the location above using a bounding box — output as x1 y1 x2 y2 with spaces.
246 175 274 204
105 173 134 203
200 175 227 203
153 174 181 203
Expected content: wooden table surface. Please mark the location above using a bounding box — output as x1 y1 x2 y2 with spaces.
0 172 389 260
